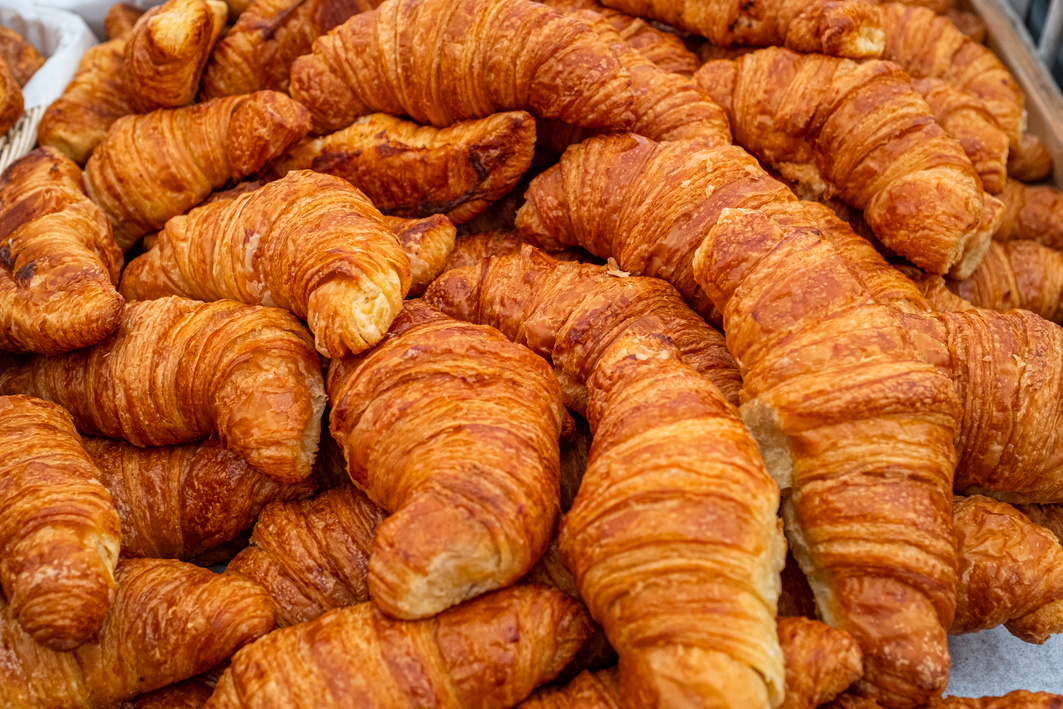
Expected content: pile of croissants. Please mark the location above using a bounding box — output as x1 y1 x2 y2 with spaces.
2 0 1063 705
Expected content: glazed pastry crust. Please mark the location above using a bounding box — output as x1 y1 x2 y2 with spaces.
778 617 864 709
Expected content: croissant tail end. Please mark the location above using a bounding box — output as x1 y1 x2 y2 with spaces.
618 645 776 709
307 276 403 360
1005 598 1063 645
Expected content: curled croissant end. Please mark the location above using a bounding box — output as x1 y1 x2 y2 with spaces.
952 495 1063 643
289 0 636 133
0 147 124 355
0 297 326 484
384 214 456 295
104 3 146 39
995 178 1063 250
329 301 565 619
269 111 537 225
122 0 228 112
1008 132 1054 182
941 240 1063 323
778 617 864 709
205 586 592 709
0 396 121 651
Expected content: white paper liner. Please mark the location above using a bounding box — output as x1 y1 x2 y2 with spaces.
26 0 163 42
948 629 1063 696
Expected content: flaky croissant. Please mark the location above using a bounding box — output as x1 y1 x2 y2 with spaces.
105 3 146 39
0 395 121 651
778 617 864 709
0 558 274 709
560 331 785 707
123 678 215 709
328 301 565 619
423 244 741 413
597 0 884 58
0 147 124 355
37 38 132 165
267 111 536 225
205 585 591 709
122 0 227 112
289 0 636 133
518 668 621 708
443 230 592 272
1008 132 1054 182
694 48 986 276
226 484 384 627
994 178 1063 250
829 691 1063 709
83 435 316 560
385 215 457 294
694 208 959 707
84 91 310 249
0 26 44 86
952 495 1063 643
0 297 325 484
200 0 382 98
119 170 411 359
0 56 22 137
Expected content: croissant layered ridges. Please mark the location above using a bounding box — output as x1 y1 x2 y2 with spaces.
0 148 124 355
0 395 121 652
517 668 621 708
0 26 44 86
994 178 1063 250
289 0 636 133
1008 132 1053 182
778 617 864 709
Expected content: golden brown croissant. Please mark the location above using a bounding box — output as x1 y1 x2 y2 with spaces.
877 2 1024 149
560 330 785 707
1008 132 1054 182
1015 503 1063 547
385 214 456 294
0 26 44 86
124 677 215 709
597 0 884 58
423 244 741 413
83 435 316 560
327 301 565 619
694 208 960 707
443 230 593 272
994 178 1063 250
122 0 227 112
225 484 383 627
517 668 621 708
0 148 124 355
119 170 411 359
288 0 636 133
910 77 1008 194
0 297 325 484
200 0 382 98
829 691 1063 709
105 3 146 39
0 52 22 136
84 91 311 250
946 9 987 42
0 557 274 709
37 38 132 165
0 395 120 651
952 495 1063 643
267 111 537 225
778 617 864 709
205 585 591 709
694 48 986 276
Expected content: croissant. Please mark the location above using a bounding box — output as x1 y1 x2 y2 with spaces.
517 668 621 708
83 435 316 560
952 495 1063 643
693 208 960 707
597 0 884 58
119 170 411 359
205 585 591 709
778 617 864 709
829 692 1063 709
124 678 215 709
200 0 382 99
443 230 592 272
267 111 537 225
386 214 457 294
910 77 1008 194
0 396 120 651
0 26 44 85
84 91 311 250
1015 503 1063 547
560 330 785 707
994 178 1063 250
0 558 274 709
122 0 227 112
0 54 22 136
1008 132 1054 182
0 148 124 355
946 9 987 42
288 0 636 133
328 301 565 618
423 244 741 413
694 48 986 276
37 38 132 165
105 3 146 39
226 484 384 627
0 297 326 484
877 2 1024 149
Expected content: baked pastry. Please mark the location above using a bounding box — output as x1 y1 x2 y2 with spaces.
1015 504 1063 547
267 111 537 226
385 214 456 295
84 91 311 249
0 147 124 355
288 0 636 133
328 301 565 619
0 52 22 136
0 26 44 85
119 170 411 359
994 178 1063 250
1008 132 1053 182
778 617 864 709
84 435 317 560
204 585 592 708
0 297 326 484
442 230 592 272
104 3 146 39
0 395 120 651
517 668 621 708
0 558 274 709
122 677 215 709
828 691 1063 709
559 330 785 707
